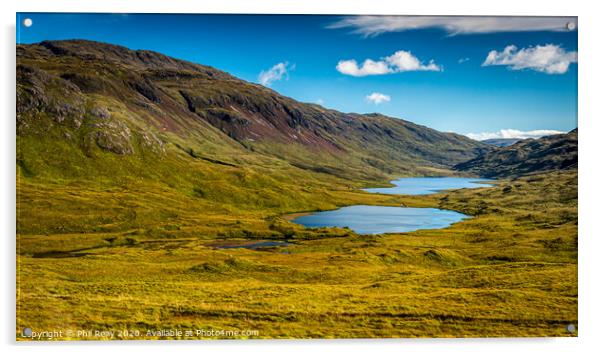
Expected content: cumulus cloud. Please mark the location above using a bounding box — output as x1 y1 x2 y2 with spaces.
328 16 577 37
458 57 470 64
258 62 293 86
466 129 565 141
482 44 577 74
336 50 441 77
365 92 391 104
337 59 390 76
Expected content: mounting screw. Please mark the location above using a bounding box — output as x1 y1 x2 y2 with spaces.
566 324 576 333
566 22 576 31
22 327 32 337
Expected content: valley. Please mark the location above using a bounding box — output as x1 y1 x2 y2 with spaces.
17 170 577 338
16 39 577 339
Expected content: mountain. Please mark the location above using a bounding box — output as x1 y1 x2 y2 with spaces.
482 138 523 147
17 40 492 185
454 129 577 177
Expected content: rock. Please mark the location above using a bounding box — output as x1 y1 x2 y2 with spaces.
141 131 166 154
92 120 133 155
90 106 111 119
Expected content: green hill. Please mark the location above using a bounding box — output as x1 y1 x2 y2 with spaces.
17 39 491 185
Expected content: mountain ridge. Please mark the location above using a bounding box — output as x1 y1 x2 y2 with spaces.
454 129 577 178
17 39 493 182
482 138 523 147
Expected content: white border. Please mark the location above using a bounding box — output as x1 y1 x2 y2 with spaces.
2 1 600 353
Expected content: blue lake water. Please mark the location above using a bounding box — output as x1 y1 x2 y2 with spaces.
292 177 493 234
292 205 468 235
363 177 493 195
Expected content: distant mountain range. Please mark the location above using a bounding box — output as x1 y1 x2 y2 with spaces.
455 129 577 178
17 40 493 182
482 138 523 147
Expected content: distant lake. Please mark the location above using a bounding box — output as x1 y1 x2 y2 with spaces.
363 177 494 195
292 205 468 235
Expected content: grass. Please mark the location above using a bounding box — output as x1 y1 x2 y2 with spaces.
16 169 577 339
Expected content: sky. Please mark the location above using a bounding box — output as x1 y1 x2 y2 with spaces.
16 13 578 140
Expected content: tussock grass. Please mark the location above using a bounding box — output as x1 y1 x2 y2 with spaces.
17 170 577 339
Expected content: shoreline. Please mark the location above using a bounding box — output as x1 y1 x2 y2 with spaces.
282 211 314 221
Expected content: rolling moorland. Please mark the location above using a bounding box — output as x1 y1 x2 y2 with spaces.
16 40 577 339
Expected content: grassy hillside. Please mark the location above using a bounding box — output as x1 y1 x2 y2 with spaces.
455 130 577 177
17 39 491 184
16 39 494 241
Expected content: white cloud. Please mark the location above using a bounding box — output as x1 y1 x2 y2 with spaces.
316 98 325 105
466 129 565 141
328 16 577 37
258 62 293 86
482 44 577 74
458 57 470 64
336 50 441 77
365 92 391 104
337 59 390 76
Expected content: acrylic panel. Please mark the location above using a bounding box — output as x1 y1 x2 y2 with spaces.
16 13 578 340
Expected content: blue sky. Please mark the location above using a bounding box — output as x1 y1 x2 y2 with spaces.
16 13 578 139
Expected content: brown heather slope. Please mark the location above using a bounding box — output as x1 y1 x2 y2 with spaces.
17 39 492 182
